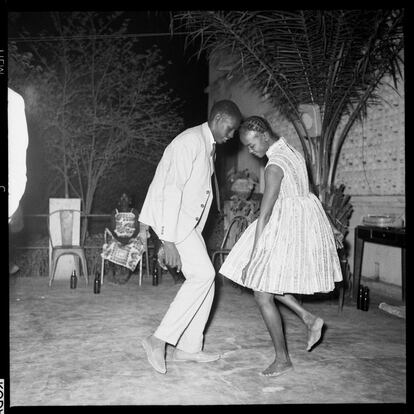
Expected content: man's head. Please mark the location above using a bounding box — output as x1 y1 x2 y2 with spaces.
208 100 242 144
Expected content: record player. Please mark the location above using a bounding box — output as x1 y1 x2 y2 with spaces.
362 214 404 228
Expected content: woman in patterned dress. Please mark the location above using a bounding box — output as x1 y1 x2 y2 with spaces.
219 116 342 377
102 193 144 284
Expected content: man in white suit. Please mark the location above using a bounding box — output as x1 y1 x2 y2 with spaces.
8 88 29 274
140 100 242 374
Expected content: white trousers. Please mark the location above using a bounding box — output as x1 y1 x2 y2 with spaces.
154 227 216 353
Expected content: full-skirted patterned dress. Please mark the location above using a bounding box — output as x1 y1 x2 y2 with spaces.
219 137 342 294
101 209 144 271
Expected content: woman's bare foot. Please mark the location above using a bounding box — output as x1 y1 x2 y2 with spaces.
305 316 324 351
260 359 293 377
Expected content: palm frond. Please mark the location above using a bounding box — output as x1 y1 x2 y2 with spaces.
175 9 404 225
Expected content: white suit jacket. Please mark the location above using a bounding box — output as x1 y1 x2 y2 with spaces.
139 122 215 244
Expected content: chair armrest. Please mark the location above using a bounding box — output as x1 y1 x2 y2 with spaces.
104 228 113 243
47 215 54 248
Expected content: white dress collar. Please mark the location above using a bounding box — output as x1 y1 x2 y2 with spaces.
266 137 285 157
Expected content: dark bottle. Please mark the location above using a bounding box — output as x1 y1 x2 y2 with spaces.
94 272 101 294
152 263 159 286
70 270 77 289
152 252 158 275
361 286 370 311
357 285 364 309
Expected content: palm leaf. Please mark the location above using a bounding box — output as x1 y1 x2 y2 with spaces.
174 9 403 236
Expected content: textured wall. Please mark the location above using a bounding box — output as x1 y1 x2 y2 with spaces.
336 78 405 197
336 77 405 287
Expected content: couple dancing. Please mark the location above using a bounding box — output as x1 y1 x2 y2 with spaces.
139 100 342 377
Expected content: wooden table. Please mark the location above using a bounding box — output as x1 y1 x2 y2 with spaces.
353 225 406 302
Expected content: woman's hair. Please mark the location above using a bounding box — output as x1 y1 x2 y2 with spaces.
239 116 280 139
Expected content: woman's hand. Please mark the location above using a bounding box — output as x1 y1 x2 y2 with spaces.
241 260 251 283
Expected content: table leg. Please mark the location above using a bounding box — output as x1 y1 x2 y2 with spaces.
402 247 406 303
353 233 364 300
338 258 348 311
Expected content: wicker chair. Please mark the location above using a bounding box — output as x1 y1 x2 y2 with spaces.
211 215 249 284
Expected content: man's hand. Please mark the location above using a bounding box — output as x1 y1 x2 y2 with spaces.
156 245 168 270
162 241 182 272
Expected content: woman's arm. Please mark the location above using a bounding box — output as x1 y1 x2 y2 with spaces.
107 209 117 239
242 164 283 279
130 208 140 239
108 209 126 244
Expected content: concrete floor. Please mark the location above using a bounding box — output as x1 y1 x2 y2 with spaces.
9 272 406 406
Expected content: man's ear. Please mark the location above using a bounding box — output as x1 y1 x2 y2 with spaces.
214 113 222 123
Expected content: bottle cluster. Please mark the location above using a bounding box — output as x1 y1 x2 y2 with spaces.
69 269 101 294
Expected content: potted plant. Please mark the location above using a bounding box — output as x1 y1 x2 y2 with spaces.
223 168 261 243
226 167 259 200
175 9 403 253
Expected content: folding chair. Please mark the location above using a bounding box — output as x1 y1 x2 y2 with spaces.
100 228 149 286
48 208 88 287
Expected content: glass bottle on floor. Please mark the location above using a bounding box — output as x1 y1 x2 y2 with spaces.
70 270 77 289
94 272 101 294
